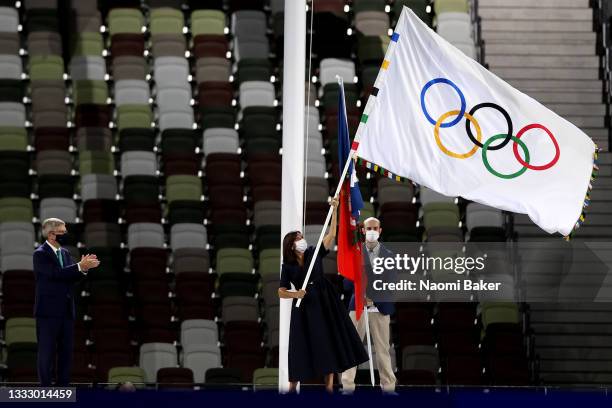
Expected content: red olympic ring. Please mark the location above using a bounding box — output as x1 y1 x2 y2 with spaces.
513 124 560 171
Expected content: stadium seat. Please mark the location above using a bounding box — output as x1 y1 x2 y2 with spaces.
181 343 222 383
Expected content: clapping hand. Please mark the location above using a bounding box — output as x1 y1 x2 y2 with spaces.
79 254 100 272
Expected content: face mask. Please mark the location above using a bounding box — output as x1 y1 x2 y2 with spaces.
54 233 70 246
294 238 308 253
365 230 380 243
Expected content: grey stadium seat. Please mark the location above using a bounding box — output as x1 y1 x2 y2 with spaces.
170 223 208 250
127 222 165 249
181 343 221 384
239 81 275 109
139 343 178 383
0 222 35 254
305 177 330 203
80 174 118 201
378 178 415 206
39 198 78 224
1 249 34 271
0 7 19 33
0 55 22 78
203 128 240 154
465 202 504 230
114 80 151 105
70 56 107 81
233 37 269 61
121 151 157 177
156 87 191 110
419 186 456 205
355 11 389 36
158 109 194 131
154 57 190 88
0 102 26 126
180 319 219 347
231 10 267 38
319 58 356 88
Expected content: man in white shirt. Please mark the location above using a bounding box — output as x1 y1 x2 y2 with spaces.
341 217 397 394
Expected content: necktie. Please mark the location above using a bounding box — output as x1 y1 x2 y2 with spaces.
56 249 64 268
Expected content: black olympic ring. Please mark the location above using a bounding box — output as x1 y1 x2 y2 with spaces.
465 102 513 151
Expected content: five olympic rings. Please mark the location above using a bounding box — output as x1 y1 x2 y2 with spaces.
420 78 560 179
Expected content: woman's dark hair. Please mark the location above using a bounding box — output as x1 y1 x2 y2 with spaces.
282 231 300 264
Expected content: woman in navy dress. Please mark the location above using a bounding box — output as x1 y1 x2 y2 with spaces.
278 198 368 393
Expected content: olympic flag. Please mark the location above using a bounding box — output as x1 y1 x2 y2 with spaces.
353 7 598 237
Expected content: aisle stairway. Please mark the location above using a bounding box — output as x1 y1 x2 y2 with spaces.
477 0 612 386
478 0 609 151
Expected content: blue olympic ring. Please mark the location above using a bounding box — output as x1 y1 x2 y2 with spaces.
420 78 466 128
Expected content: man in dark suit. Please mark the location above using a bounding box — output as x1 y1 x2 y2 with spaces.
341 217 397 394
34 218 100 386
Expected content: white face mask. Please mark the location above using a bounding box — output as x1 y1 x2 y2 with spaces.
365 230 380 243
294 238 308 253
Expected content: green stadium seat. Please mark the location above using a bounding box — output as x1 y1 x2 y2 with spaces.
150 8 184 35
165 175 202 203
216 248 254 274
252 367 278 390
29 55 64 81
73 80 109 105
116 104 153 130
73 32 104 56
108 8 144 35
0 127 28 151
191 10 226 36
79 151 115 175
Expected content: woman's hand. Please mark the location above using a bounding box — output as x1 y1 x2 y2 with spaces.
295 289 307 299
330 196 339 210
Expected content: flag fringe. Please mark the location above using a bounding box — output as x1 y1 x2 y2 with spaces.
355 156 415 185
564 146 599 241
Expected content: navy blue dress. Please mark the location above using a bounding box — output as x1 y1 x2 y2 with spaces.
280 246 368 382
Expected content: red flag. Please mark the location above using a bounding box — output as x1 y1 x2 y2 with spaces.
337 182 366 320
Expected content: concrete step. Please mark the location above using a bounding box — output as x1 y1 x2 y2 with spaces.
581 127 609 140
507 79 603 92
537 348 612 360
540 359 612 372
486 43 596 56
531 323 612 334
565 116 606 128
486 55 600 68
493 67 600 80
536 334 612 347
525 91 603 104
479 7 592 21
483 31 597 44
479 0 589 8
481 20 593 33
543 104 606 117
539 372 612 385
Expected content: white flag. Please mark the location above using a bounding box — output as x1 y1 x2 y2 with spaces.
353 7 598 237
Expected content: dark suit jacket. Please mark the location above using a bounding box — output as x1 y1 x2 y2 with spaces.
346 242 396 316
33 243 83 319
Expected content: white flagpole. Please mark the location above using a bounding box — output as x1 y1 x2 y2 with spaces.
296 77 354 308
279 0 306 393
363 305 375 386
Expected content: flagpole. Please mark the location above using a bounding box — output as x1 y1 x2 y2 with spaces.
363 305 375 386
295 147 354 308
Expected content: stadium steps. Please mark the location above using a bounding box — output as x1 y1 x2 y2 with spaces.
478 0 609 151
528 304 612 385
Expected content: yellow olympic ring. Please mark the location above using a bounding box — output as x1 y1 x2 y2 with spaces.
434 110 482 159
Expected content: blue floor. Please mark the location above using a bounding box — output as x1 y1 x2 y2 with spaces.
5 386 611 408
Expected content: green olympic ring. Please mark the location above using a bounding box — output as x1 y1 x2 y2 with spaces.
481 134 530 180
